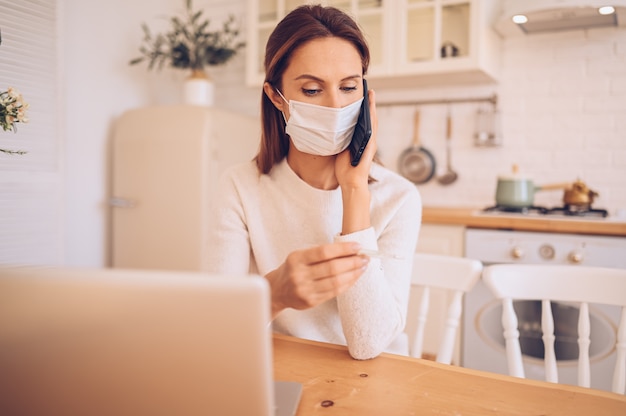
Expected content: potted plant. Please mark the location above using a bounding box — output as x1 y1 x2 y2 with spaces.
0 87 29 155
1 31 29 155
129 0 245 105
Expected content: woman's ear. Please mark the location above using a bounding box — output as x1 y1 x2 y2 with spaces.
263 82 286 112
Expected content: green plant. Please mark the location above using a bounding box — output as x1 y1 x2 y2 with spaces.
129 0 245 72
1 88 29 155
1 29 28 155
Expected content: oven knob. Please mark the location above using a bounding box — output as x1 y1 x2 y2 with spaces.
511 246 524 260
568 251 584 264
539 244 555 260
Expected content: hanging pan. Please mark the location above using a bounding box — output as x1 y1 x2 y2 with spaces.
398 110 436 184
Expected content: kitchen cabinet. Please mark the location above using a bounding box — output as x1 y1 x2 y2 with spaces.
416 223 465 256
389 0 501 88
110 106 259 272
245 0 501 88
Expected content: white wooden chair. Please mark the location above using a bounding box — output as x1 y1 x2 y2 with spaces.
482 264 626 394
408 253 483 364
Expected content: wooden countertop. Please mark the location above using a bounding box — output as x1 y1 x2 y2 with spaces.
273 334 626 415
422 207 626 237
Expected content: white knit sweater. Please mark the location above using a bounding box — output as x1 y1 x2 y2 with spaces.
207 158 422 359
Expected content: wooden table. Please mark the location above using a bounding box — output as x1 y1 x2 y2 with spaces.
273 334 626 415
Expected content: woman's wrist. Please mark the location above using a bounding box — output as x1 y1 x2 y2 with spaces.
341 185 371 234
265 271 285 318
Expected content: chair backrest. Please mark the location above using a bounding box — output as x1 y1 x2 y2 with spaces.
482 264 626 394
408 253 483 364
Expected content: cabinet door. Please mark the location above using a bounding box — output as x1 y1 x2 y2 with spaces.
388 0 499 86
395 0 474 72
416 223 465 256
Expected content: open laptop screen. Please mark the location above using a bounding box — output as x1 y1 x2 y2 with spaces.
0 266 275 416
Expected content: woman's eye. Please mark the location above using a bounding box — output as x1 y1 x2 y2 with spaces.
302 88 321 96
341 86 358 92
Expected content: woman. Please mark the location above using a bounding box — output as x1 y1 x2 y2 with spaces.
208 4 421 359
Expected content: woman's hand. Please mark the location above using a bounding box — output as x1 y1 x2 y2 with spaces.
265 242 369 317
335 88 378 189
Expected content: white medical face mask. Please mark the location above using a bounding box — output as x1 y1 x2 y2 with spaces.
276 89 363 156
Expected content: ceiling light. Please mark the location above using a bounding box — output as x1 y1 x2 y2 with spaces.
512 14 529 24
598 6 616 15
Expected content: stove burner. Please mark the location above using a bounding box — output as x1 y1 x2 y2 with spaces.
483 205 548 214
482 204 610 217
545 205 609 218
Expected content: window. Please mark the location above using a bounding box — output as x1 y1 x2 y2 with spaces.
0 0 62 264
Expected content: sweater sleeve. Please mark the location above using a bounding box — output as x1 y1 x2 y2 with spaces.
334 187 421 360
205 167 253 276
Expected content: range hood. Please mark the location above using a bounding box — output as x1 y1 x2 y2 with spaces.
495 0 626 36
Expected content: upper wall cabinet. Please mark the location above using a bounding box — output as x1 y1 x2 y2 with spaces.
245 0 502 88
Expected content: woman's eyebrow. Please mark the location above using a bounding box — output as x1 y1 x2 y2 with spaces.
293 74 362 83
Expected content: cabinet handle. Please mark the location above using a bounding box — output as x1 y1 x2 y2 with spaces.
109 197 136 208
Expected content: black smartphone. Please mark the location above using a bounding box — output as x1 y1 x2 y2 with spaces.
349 79 372 167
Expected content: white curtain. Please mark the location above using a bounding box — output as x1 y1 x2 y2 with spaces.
0 0 62 265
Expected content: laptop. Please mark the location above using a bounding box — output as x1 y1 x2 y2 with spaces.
0 266 302 416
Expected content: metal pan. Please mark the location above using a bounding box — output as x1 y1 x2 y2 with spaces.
398 111 436 184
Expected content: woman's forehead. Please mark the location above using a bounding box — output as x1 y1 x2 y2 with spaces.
283 37 362 82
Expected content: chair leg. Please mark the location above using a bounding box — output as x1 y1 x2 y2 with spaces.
502 298 525 378
411 287 430 359
436 290 462 365
613 307 626 394
577 302 591 388
542 300 558 383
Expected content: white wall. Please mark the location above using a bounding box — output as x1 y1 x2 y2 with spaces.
62 0 626 267
372 27 626 214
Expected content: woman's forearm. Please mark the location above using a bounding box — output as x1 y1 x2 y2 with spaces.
341 186 371 235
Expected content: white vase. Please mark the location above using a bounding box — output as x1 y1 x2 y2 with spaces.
183 70 215 106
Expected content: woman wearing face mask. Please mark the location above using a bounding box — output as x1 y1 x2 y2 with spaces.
207 4 421 359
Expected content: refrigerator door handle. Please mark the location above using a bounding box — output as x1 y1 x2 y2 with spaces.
109 197 136 208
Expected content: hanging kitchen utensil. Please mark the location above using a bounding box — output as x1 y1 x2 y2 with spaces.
474 101 502 147
398 110 436 184
437 106 458 185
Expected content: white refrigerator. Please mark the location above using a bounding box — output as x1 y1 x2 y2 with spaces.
110 105 260 271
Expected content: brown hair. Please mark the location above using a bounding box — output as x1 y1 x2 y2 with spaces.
255 4 370 174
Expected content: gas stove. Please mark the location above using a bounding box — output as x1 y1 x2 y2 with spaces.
483 204 609 218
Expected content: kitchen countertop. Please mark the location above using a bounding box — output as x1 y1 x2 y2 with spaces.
422 207 626 237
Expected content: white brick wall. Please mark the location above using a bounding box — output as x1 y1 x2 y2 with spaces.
211 1 626 216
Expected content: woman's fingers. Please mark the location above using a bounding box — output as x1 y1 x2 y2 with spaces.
363 88 377 160
308 252 368 282
297 241 362 265
269 242 370 313
292 265 365 309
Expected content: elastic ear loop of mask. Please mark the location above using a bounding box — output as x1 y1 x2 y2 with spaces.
274 88 288 125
